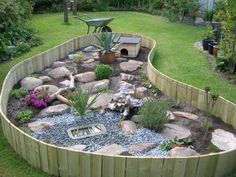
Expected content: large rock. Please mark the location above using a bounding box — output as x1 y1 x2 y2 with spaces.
39 76 52 83
211 129 236 151
120 121 137 135
128 143 158 154
35 85 59 96
48 66 71 79
52 61 66 68
95 144 126 155
21 77 43 90
75 72 96 83
90 93 114 109
80 79 109 93
170 147 199 157
37 104 70 117
173 111 199 120
67 144 87 151
162 123 191 139
120 60 143 72
28 122 53 132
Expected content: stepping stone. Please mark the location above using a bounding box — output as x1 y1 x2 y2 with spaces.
28 122 53 132
170 147 199 157
20 77 43 90
95 144 126 155
173 111 199 120
35 85 59 96
37 104 70 117
80 79 109 93
52 61 66 68
120 60 143 72
48 66 71 79
67 144 87 151
39 76 52 83
75 72 96 83
211 129 236 151
128 143 158 154
162 123 191 139
90 93 115 109
120 121 137 135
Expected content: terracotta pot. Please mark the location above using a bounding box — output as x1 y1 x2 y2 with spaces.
208 41 217 55
99 51 116 64
213 45 219 57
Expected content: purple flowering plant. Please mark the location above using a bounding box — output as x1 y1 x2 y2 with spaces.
21 87 51 109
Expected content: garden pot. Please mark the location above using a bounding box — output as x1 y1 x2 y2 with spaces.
202 39 213 51
208 41 217 55
99 51 116 64
213 45 220 57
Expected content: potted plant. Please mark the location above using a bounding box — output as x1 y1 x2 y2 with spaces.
95 32 121 64
208 41 218 55
202 25 214 50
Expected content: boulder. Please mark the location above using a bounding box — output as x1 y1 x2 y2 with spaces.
162 123 191 139
95 144 126 155
20 77 43 90
28 122 53 132
128 143 158 154
90 93 114 109
80 79 109 93
120 60 143 72
35 85 59 96
81 62 99 69
48 67 71 79
170 147 199 157
211 129 236 151
37 104 70 117
52 61 66 68
59 80 71 87
120 121 137 135
120 73 137 81
173 111 199 120
67 144 87 151
75 72 96 83
39 76 52 83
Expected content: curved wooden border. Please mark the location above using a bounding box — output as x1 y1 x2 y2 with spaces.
0 34 236 177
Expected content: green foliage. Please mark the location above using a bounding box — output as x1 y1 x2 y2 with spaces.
16 111 33 123
138 99 170 131
69 87 100 118
10 88 29 99
202 25 214 40
95 64 113 80
32 0 63 13
160 137 193 151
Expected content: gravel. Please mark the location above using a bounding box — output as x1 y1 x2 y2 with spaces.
32 111 169 157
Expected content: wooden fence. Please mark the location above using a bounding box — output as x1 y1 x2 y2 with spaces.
0 34 236 177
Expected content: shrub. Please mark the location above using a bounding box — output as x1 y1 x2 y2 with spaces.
16 111 33 123
95 64 113 80
69 87 100 118
16 42 31 54
138 99 170 131
160 137 193 151
21 87 51 108
10 88 29 99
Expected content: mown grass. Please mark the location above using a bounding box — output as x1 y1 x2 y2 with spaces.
0 12 235 177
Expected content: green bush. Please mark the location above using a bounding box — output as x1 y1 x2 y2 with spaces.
138 99 170 131
10 88 29 99
33 0 63 13
16 111 33 123
95 64 113 80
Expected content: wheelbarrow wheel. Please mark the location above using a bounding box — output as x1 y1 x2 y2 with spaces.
102 26 112 32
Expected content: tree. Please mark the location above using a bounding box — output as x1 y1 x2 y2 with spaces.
64 0 69 23
73 0 77 15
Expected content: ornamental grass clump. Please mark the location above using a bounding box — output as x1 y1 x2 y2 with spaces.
138 99 170 131
21 87 51 108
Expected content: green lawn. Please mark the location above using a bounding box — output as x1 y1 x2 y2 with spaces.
0 11 236 177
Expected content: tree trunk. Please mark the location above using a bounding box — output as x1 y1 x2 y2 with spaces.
64 0 69 23
73 0 77 15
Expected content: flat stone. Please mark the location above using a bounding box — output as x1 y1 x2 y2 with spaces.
170 147 199 157
173 111 199 120
20 77 43 90
80 79 109 93
52 61 66 68
90 93 114 109
120 60 143 72
120 73 137 81
35 85 59 96
120 121 137 135
162 123 191 139
95 144 126 155
83 58 95 64
211 129 236 151
75 72 96 83
67 144 87 151
83 46 97 52
39 76 52 83
128 143 159 154
48 66 71 79
28 122 53 132
81 62 99 69
37 104 70 117
59 80 71 87
117 57 128 62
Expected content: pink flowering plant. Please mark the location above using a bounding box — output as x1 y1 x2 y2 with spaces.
21 87 51 109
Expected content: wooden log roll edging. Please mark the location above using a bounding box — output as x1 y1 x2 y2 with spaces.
0 33 236 177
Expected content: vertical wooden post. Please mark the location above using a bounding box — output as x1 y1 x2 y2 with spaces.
64 0 69 23
73 0 77 15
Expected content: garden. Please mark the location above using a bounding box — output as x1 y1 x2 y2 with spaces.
0 0 236 177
